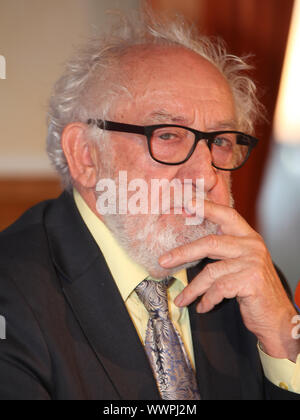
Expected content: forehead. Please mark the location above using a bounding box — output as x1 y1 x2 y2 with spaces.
112 45 236 127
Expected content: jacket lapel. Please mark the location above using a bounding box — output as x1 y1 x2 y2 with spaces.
44 192 248 400
45 192 160 400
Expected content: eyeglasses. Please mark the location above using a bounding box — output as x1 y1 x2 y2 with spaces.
87 119 259 171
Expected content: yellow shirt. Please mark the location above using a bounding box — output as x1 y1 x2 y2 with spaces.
74 189 196 369
74 189 300 394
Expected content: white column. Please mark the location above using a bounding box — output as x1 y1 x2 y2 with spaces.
258 0 300 294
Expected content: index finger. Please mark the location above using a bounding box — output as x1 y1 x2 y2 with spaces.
189 200 254 237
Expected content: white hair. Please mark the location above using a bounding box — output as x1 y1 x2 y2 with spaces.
47 9 263 189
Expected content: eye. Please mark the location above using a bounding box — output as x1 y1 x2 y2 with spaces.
153 127 191 143
213 136 233 148
158 132 179 140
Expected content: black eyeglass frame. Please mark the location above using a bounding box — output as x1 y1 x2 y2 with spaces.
87 119 259 171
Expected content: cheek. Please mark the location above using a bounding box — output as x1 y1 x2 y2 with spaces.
212 173 232 207
111 135 178 182
110 135 150 175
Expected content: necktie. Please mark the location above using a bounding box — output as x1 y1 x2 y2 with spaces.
135 277 201 400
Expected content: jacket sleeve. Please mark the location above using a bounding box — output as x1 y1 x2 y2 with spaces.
265 378 300 400
262 265 300 400
0 269 52 400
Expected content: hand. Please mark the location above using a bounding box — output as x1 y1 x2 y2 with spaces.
159 200 300 362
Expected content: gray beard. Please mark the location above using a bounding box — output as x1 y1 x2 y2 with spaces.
101 211 219 279
94 147 233 279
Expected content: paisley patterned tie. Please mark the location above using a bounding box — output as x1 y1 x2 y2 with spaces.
135 277 201 400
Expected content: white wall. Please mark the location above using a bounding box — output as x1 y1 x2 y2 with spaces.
0 0 139 176
258 143 300 294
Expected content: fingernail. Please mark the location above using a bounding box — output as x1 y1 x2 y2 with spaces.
217 227 223 236
186 199 196 215
174 293 184 307
159 254 173 266
197 302 204 313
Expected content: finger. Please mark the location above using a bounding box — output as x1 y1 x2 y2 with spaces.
174 258 243 307
196 271 245 313
160 234 249 268
195 200 254 237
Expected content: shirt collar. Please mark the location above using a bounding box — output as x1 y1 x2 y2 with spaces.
73 189 188 301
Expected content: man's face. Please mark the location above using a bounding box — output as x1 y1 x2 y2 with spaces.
95 45 237 277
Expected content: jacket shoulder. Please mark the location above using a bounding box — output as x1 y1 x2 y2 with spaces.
0 199 54 264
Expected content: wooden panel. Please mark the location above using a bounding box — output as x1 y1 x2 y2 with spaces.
150 0 204 24
0 178 62 231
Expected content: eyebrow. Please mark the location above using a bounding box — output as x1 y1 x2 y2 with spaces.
206 120 238 131
145 111 238 131
145 111 191 125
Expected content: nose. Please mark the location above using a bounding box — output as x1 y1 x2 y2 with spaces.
175 140 218 193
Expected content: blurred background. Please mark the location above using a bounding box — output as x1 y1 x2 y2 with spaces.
0 0 299 293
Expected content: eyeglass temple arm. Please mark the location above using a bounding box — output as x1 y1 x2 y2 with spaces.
87 119 145 135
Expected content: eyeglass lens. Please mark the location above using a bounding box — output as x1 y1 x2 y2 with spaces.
149 127 250 169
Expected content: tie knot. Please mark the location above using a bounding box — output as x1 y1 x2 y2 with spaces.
135 277 173 319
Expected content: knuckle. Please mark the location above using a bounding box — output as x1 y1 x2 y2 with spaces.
255 238 268 255
230 208 240 223
254 249 269 269
207 234 219 251
250 234 267 253
247 235 270 263
215 279 227 295
222 258 233 272
204 263 215 280
217 278 235 298
249 252 265 270
176 245 186 260
248 266 265 286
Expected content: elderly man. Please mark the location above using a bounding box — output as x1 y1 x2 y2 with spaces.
0 13 299 400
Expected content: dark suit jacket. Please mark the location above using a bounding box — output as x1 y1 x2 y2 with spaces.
0 192 299 400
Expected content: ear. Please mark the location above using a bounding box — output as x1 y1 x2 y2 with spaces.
61 123 99 189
